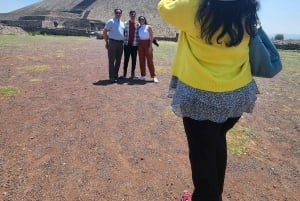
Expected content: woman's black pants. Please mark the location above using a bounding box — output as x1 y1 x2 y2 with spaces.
183 117 240 201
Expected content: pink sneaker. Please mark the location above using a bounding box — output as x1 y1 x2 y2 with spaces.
181 190 192 201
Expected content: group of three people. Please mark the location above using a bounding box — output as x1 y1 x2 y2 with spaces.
103 9 159 83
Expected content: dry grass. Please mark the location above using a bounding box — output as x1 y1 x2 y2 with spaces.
0 86 21 97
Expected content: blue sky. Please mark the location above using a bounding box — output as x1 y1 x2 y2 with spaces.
0 0 300 35
0 0 42 13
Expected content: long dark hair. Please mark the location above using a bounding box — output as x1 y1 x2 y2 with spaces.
138 16 148 25
196 0 259 47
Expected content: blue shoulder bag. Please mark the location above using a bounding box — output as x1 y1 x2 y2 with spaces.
249 27 282 78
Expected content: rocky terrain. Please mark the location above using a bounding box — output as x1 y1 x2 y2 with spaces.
0 24 28 35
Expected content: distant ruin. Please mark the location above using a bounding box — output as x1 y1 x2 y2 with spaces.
1 14 104 37
0 0 105 37
273 41 300 50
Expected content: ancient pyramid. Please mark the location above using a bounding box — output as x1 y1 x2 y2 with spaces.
0 0 176 37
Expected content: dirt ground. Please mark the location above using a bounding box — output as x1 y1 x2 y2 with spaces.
0 35 299 201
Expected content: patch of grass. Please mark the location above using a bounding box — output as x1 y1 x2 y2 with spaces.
155 66 171 74
30 31 41 36
163 107 184 130
0 35 44 46
0 35 88 48
280 51 300 84
255 51 300 93
280 51 300 69
163 106 177 120
0 86 21 97
154 41 177 63
227 126 256 157
16 55 43 61
61 65 73 70
30 78 42 82
55 50 65 58
18 65 50 71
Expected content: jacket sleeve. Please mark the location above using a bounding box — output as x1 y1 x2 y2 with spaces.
157 0 200 31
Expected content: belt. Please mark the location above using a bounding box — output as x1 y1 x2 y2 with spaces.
109 38 124 43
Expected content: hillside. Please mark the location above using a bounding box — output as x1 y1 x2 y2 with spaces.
0 0 177 37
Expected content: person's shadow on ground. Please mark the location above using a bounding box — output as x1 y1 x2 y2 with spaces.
93 78 153 86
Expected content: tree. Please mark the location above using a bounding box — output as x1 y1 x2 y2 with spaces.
274 34 284 40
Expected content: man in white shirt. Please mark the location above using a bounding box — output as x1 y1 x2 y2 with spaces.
103 8 125 82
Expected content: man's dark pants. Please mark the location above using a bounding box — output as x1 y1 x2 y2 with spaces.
108 39 123 80
123 44 138 77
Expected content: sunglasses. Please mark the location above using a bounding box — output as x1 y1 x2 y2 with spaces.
130 13 136 16
115 12 122 14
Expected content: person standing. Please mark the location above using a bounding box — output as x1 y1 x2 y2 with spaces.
158 0 259 200
120 10 140 79
103 8 125 83
137 16 159 83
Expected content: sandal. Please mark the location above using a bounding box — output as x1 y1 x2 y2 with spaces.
181 190 192 201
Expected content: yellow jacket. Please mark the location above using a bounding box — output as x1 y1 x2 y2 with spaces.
158 0 252 92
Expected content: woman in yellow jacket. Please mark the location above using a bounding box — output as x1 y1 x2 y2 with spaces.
158 0 259 200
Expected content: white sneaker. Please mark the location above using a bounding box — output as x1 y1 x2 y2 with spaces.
153 76 159 83
139 76 146 80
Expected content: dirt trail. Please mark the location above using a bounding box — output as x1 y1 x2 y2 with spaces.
0 36 299 201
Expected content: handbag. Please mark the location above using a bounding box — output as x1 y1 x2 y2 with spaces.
152 38 159 47
249 27 282 78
